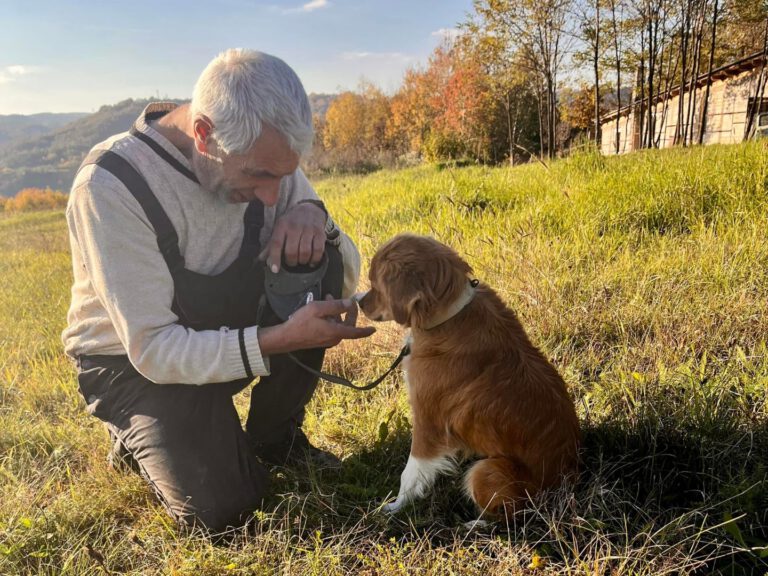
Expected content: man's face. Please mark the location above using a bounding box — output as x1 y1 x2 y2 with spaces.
192 124 300 206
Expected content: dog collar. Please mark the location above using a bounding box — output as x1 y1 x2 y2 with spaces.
423 279 479 330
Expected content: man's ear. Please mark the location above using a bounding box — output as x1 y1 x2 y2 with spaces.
193 116 214 154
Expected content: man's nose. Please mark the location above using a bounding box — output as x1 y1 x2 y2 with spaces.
258 180 281 207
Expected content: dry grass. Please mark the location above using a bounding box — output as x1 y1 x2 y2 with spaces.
2 143 767 574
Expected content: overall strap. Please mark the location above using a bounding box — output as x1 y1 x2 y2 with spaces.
129 123 264 261
129 126 199 184
240 200 265 260
126 127 263 263
79 150 186 275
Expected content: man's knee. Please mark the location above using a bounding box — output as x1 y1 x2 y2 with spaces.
175 491 264 534
167 472 269 533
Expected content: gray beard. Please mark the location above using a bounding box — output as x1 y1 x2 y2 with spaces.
191 152 232 203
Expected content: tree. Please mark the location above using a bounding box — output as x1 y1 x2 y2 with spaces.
459 21 541 162
429 42 497 161
321 82 392 169
697 0 719 144
386 48 450 157
471 0 575 158
323 91 366 153
3 187 68 212
607 0 627 153
572 0 608 144
717 0 768 64
561 83 599 140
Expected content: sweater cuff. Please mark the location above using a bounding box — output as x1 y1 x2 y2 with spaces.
225 326 270 379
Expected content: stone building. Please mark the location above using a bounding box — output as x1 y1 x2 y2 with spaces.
600 51 768 154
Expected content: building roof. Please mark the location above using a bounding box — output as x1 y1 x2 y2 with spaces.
600 50 767 123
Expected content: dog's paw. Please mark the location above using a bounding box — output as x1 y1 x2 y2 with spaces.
462 518 492 532
380 500 403 514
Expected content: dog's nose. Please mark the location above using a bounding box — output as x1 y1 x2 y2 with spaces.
352 290 369 305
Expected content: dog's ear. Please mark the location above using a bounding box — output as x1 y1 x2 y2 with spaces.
391 291 424 326
407 292 432 328
410 247 471 328
386 271 425 327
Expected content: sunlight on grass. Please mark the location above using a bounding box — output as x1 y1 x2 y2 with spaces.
2 143 767 574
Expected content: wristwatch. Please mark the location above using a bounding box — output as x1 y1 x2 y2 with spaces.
297 199 341 246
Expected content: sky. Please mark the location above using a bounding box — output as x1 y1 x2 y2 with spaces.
0 0 472 115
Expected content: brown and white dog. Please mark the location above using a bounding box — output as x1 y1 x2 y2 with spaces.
357 234 580 517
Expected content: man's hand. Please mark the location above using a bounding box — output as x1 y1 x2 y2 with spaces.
260 202 326 272
257 298 375 356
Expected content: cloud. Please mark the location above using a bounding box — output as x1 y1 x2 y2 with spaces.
302 0 328 10
7 65 31 76
281 0 329 14
0 64 42 84
341 51 415 64
431 28 460 41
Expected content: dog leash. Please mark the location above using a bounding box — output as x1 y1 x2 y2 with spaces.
287 343 410 391
254 293 409 391
282 280 479 390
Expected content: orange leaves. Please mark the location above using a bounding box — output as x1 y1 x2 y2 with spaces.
322 84 391 160
2 187 68 212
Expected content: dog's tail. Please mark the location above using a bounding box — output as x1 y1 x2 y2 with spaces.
464 456 537 517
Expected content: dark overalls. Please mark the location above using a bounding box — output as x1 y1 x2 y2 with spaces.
74 126 343 532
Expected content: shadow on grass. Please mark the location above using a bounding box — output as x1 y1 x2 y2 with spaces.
579 416 768 575
262 410 768 573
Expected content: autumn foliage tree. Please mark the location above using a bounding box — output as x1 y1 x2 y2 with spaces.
391 42 483 161
386 40 538 164
308 0 766 171
3 188 68 212
319 83 392 171
560 83 599 140
386 62 441 157
426 44 496 160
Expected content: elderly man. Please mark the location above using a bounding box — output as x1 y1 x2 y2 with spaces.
62 49 374 532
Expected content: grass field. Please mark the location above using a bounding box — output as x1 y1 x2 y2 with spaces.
1 143 768 574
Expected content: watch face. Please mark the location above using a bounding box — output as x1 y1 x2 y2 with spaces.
325 216 340 238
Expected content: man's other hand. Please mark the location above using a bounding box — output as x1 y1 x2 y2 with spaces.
259 202 326 272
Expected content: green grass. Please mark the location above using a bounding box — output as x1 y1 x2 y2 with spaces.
2 143 768 574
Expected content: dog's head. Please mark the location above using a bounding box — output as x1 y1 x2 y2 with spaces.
358 234 473 328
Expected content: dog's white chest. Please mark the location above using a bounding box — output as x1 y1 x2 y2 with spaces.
402 332 413 391
402 361 411 393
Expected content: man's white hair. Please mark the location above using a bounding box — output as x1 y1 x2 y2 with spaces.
191 49 313 156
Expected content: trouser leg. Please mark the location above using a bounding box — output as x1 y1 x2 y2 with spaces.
245 244 345 446
245 348 324 444
77 357 269 533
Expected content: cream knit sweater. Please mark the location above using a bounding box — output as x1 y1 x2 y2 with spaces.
62 103 360 385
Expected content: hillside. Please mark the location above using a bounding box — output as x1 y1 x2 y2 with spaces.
0 94 337 198
0 99 167 197
1 143 767 574
0 112 88 146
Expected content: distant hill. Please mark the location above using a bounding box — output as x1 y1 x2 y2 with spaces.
0 113 88 147
0 98 174 197
0 94 337 197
